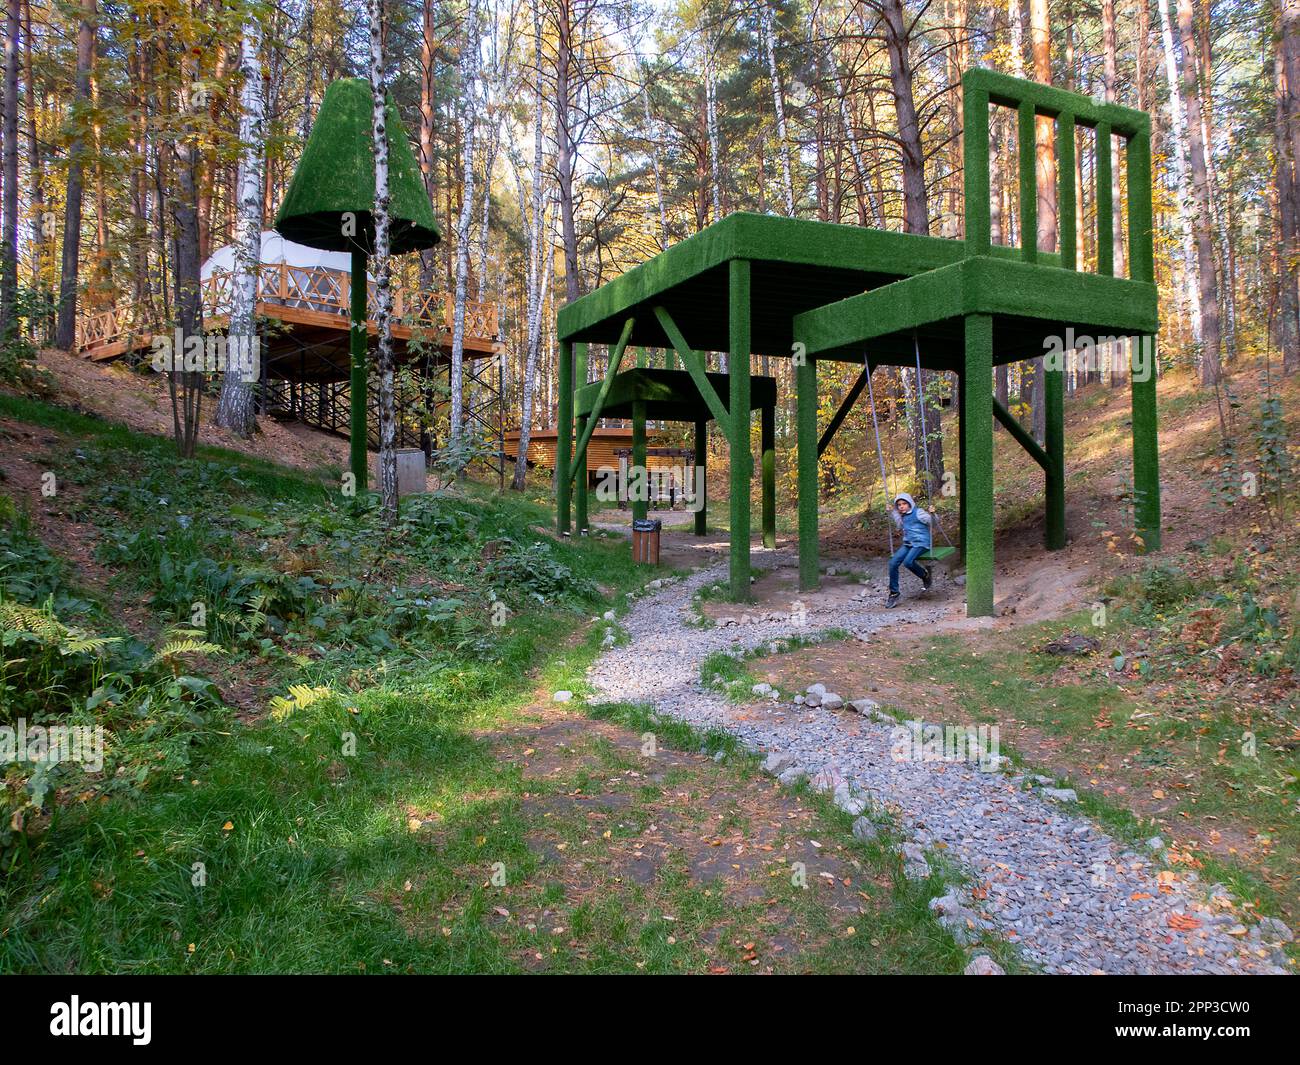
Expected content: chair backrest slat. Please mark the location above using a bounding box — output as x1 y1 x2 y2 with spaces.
961 68 1152 281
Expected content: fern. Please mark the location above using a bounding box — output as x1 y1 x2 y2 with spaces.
268 683 334 721
0 597 119 656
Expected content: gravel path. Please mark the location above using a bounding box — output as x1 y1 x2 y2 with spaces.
586 553 1289 975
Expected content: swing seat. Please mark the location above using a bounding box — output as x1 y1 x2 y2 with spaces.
919 546 956 562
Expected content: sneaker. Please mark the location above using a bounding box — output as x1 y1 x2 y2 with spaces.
886 592 900 608
922 568 933 591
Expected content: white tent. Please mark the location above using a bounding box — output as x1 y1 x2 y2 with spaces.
201 231 371 315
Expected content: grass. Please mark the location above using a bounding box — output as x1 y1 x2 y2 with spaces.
0 395 974 973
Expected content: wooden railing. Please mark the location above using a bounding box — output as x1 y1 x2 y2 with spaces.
75 263 500 353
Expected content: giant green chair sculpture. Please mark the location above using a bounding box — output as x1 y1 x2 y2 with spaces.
557 69 1160 616
275 78 440 491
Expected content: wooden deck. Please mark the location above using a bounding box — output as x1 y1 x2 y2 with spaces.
75 262 500 371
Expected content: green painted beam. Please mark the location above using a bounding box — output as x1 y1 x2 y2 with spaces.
761 401 776 549
556 340 573 535
964 68 1149 138
796 353 818 591
631 399 648 523
964 80 991 256
963 314 995 617
1131 334 1161 551
795 257 1158 360
557 212 968 345
1096 122 1114 277
1018 100 1038 265
573 342 589 532
348 250 369 492
573 367 777 423
1058 113 1077 272
729 259 752 602
817 361 872 457
653 305 732 434
1044 362 1066 550
694 419 707 535
569 319 634 484
992 396 1049 470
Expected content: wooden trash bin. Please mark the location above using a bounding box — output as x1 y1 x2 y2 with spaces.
395 448 427 497
631 518 662 564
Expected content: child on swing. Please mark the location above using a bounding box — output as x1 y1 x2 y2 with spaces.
886 493 934 608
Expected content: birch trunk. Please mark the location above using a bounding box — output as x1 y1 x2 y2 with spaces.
642 74 669 249
369 0 399 521
449 0 479 449
705 44 722 222
1157 0 1203 341
762 3 795 216
1175 0 1222 383
215 16 265 438
514 0 547 489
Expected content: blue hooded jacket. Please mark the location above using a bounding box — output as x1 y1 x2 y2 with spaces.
891 492 932 549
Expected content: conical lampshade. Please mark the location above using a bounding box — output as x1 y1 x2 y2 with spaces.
274 78 440 254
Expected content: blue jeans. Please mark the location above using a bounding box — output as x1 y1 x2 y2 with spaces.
889 544 929 594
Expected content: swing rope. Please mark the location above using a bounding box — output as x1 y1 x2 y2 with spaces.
863 353 894 555
912 331 954 549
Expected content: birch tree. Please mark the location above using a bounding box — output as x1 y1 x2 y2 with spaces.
1157 0 1203 341
215 10 265 438
448 0 480 451
1175 0 1221 384
762 3 795 217
704 40 722 223
513 0 548 489
369 0 399 522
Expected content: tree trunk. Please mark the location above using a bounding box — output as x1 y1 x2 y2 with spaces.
704 42 722 223
1157 0 1203 343
54 0 95 350
215 15 265 438
1277 0 1300 373
1175 0 1222 384
370 0 398 522
882 0 928 234
763 3 795 217
554 0 580 304
448 0 478 449
1029 0 1052 442
514 1 548 490
642 72 669 249
1 0 19 338
170 49 204 460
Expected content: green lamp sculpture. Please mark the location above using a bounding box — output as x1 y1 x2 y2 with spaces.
274 77 440 492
